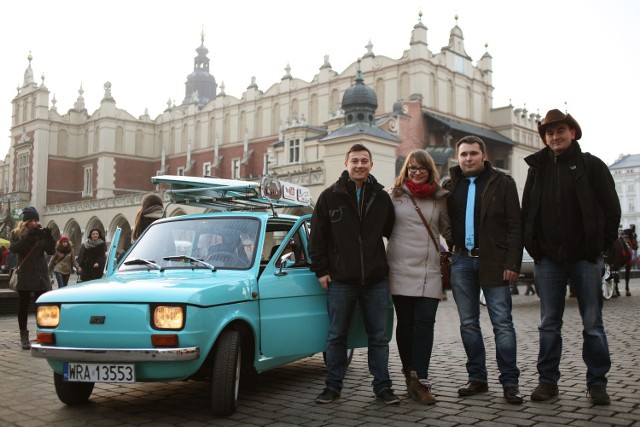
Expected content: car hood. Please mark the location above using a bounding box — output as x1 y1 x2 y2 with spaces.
36 270 255 306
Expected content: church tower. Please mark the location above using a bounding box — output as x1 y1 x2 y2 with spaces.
182 32 217 106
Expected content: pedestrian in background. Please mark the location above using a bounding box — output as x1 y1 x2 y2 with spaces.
48 236 81 288
132 194 164 240
77 228 106 282
0 245 8 269
387 149 451 405
9 207 56 350
523 109 621 405
443 135 524 404
309 143 399 405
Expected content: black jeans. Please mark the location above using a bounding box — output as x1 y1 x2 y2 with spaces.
392 295 439 379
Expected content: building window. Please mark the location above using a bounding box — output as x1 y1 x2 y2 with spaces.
630 199 635 212
288 139 300 163
82 166 93 197
628 183 634 192
17 152 30 192
177 167 185 176
203 162 211 177
455 55 464 73
232 159 240 179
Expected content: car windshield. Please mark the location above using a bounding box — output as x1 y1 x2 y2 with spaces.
119 217 260 271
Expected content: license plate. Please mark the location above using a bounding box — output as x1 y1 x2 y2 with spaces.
63 362 135 383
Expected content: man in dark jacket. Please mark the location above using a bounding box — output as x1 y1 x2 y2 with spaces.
523 109 621 405
309 143 398 405
443 135 523 404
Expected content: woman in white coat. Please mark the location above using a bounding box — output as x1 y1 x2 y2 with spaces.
387 149 451 404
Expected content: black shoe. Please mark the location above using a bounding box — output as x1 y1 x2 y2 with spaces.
588 385 610 405
458 381 488 396
530 383 559 401
376 388 400 405
503 387 524 404
316 387 340 404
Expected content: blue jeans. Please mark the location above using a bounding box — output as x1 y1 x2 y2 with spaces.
392 295 439 379
450 253 520 387
325 279 392 395
534 256 610 388
54 272 70 288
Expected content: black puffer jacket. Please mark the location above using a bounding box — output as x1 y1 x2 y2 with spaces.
522 142 621 262
309 171 395 286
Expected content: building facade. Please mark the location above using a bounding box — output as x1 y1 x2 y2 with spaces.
1 14 541 252
609 153 640 230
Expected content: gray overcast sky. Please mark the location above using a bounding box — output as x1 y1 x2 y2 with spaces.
1 0 638 165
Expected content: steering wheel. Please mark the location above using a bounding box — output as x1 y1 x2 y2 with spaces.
206 251 249 268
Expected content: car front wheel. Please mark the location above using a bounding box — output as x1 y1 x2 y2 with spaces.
53 372 94 405
211 329 241 416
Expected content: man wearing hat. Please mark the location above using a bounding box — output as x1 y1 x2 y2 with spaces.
522 109 621 405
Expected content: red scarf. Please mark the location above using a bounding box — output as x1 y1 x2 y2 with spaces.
405 180 437 198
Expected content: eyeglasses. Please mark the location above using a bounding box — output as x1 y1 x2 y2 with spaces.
407 166 428 174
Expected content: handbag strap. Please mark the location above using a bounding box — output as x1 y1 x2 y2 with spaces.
409 196 441 253
16 243 38 271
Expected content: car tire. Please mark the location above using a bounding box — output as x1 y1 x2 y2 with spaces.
322 348 354 367
53 372 94 405
211 329 241 416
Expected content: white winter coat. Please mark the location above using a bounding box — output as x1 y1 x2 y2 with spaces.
387 187 451 299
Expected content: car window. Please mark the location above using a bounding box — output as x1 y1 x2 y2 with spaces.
268 219 311 268
119 217 260 271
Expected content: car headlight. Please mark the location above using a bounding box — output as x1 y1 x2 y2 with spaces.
153 305 184 330
37 305 60 328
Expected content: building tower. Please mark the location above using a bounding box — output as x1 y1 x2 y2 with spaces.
182 31 217 106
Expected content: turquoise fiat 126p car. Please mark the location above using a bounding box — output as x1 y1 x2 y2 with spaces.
31 175 393 416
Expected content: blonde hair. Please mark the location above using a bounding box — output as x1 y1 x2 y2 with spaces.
11 221 30 239
392 149 440 198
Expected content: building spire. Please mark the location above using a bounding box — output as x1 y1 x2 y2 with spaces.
23 52 35 87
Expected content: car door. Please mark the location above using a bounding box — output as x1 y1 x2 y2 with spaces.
105 227 121 277
257 215 329 357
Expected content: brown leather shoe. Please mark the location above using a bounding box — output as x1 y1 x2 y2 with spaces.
458 381 488 396
407 371 436 405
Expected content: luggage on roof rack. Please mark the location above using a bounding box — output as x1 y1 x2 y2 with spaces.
151 175 312 212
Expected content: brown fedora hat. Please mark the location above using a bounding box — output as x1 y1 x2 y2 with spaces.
537 109 582 142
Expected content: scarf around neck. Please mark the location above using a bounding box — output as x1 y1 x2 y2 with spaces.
405 180 437 198
84 238 104 249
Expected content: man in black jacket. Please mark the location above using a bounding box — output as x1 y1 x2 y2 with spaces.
523 109 621 405
309 143 398 405
443 136 524 404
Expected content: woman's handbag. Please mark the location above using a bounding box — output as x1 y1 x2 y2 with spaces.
409 196 452 290
7 245 37 292
8 268 18 291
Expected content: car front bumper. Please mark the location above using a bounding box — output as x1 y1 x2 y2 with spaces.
31 344 199 362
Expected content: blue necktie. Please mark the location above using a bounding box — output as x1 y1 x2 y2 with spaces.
465 177 477 250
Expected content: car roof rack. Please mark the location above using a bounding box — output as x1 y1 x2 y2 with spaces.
151 175 312 215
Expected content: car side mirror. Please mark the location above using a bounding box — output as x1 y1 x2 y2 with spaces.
275 252 294 276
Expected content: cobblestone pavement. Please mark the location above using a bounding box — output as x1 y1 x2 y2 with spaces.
0 280 638 426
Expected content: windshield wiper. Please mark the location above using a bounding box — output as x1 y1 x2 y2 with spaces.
163 255 217 271
123 258 164 271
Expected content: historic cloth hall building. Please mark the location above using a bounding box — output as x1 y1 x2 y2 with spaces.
2 14 540 252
